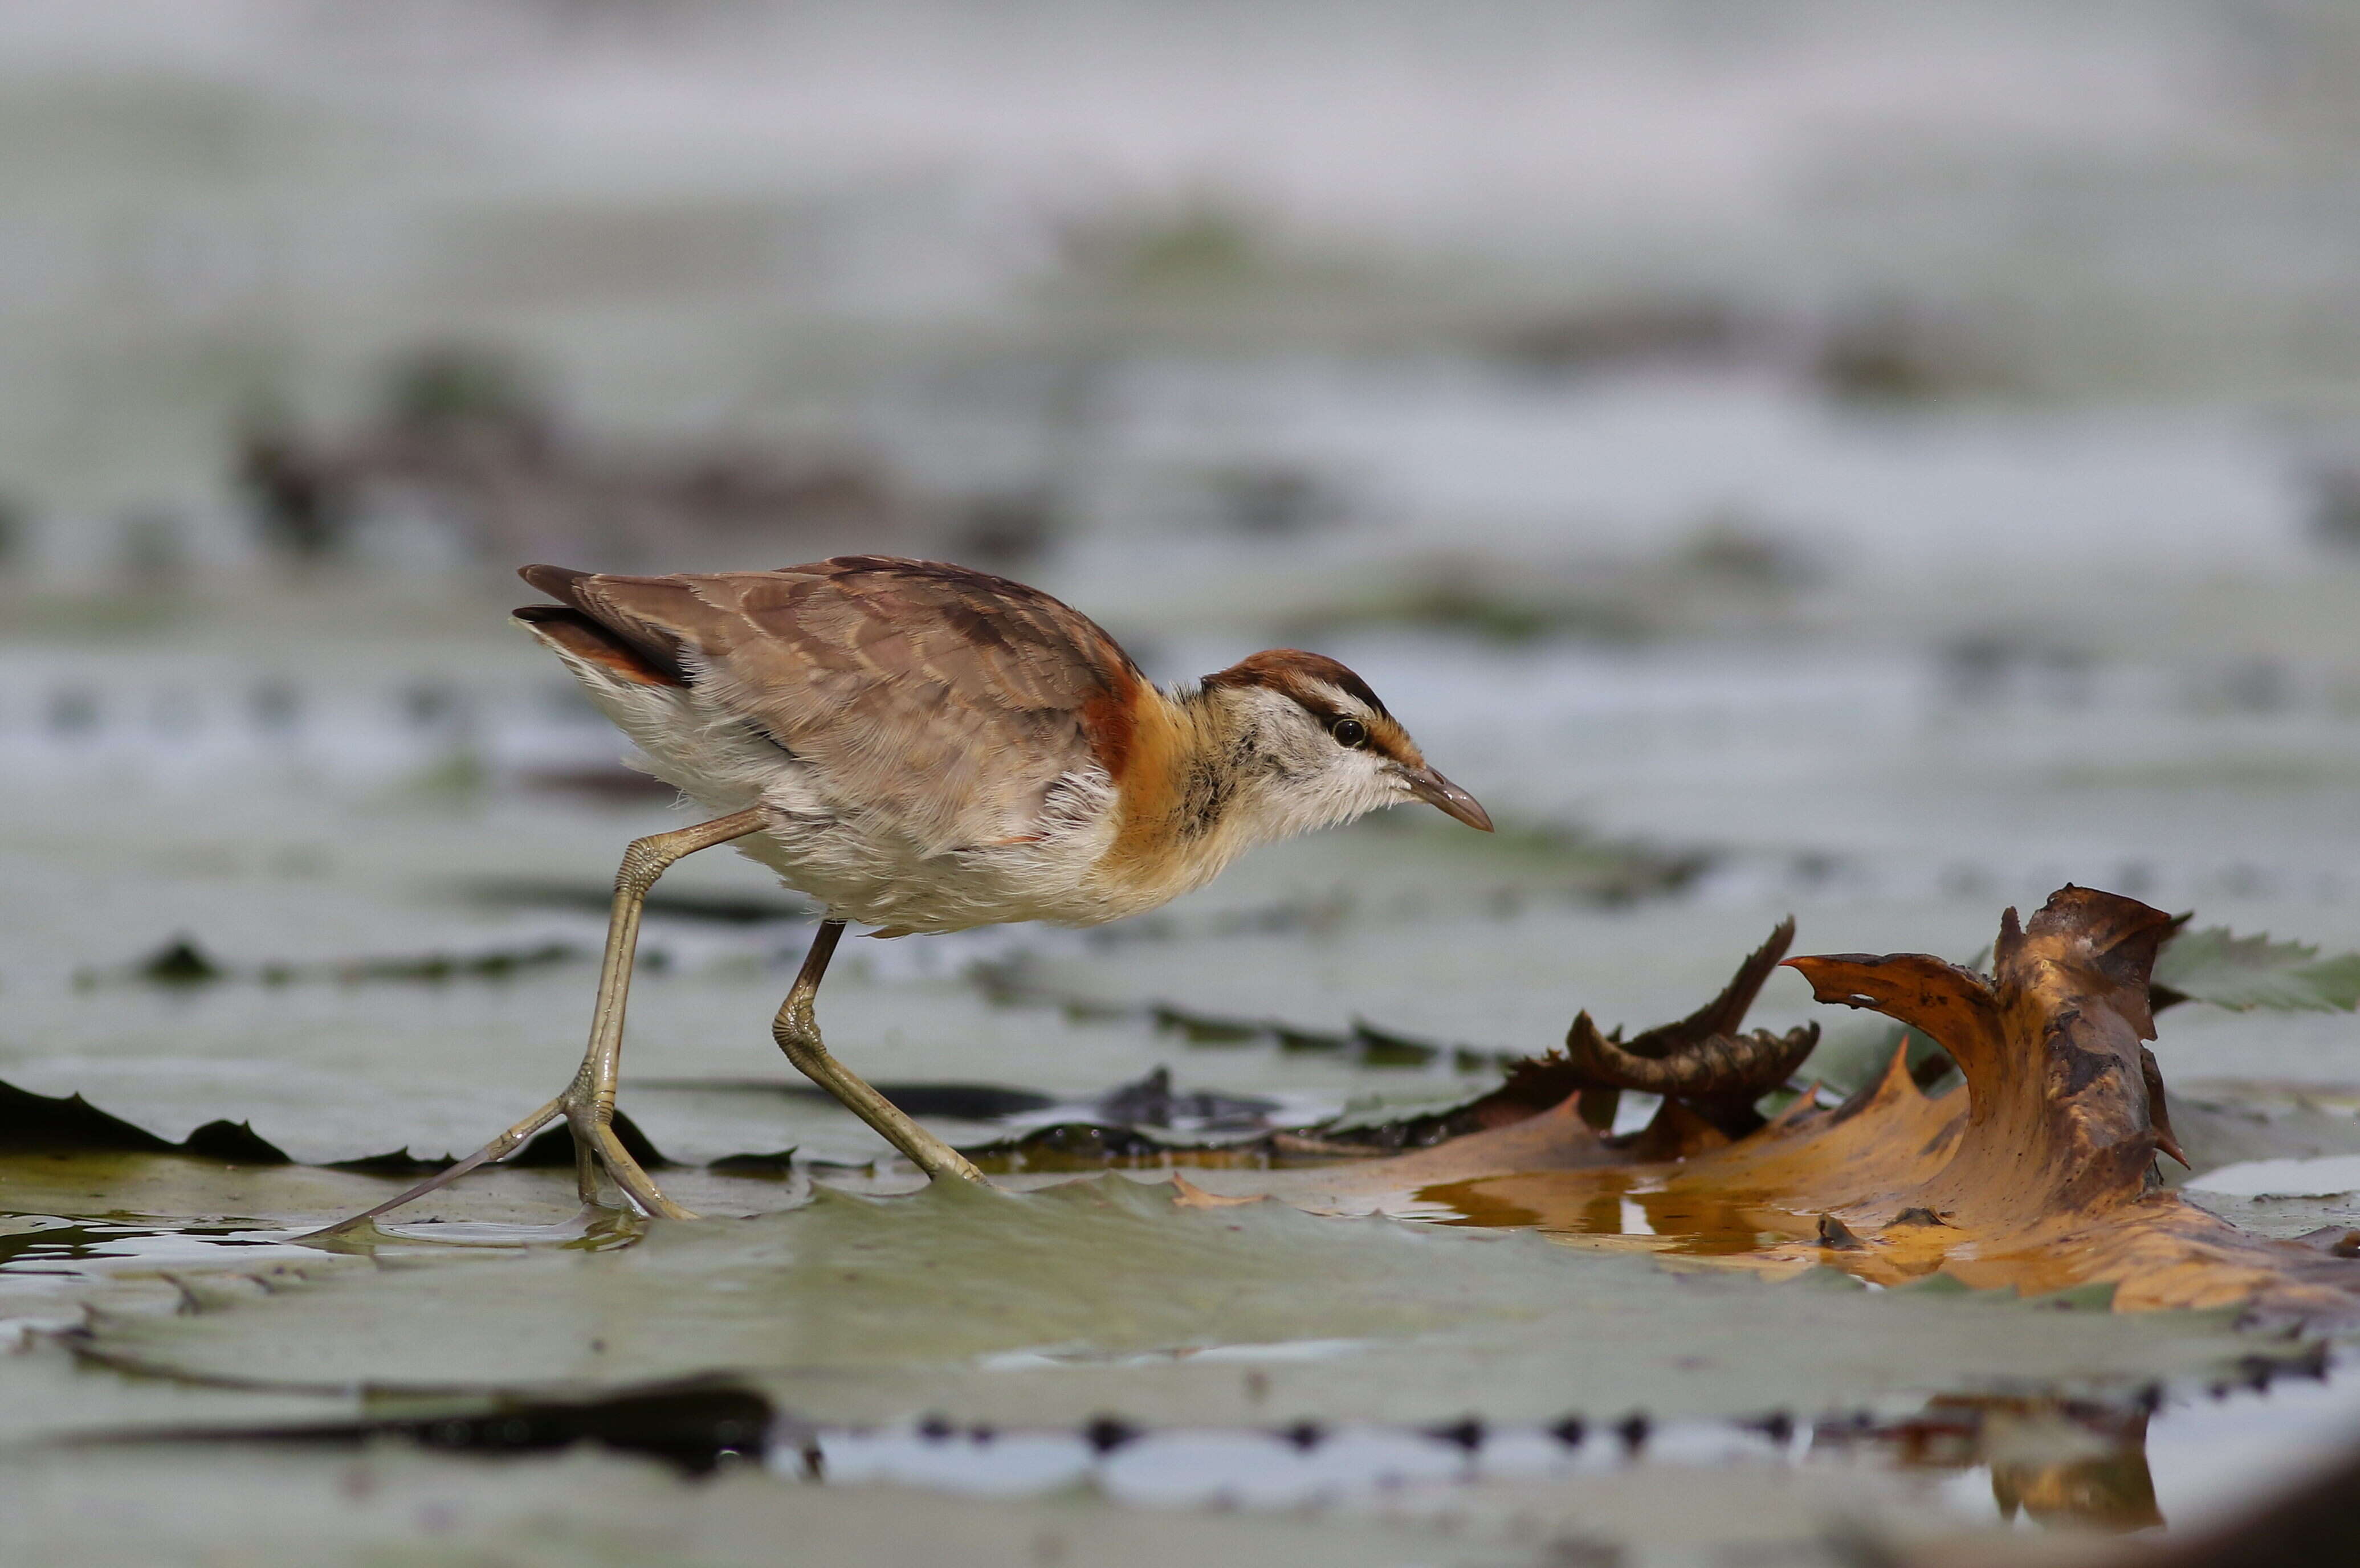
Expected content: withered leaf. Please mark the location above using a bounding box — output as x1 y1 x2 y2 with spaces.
1229 887 2360 1327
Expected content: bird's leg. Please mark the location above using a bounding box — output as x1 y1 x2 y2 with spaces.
306 807 769 1236
772 921 985 1183
556 807 775 1215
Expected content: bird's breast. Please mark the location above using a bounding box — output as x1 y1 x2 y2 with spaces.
1078 687 1278 916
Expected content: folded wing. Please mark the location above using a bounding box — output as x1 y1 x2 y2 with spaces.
519 556 1147 854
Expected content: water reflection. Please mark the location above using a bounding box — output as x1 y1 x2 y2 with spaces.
0 1215 313 1275
813 1384 2269 1535
0 1210 640 1277
1820 1395 2162 1532
1425 1167 1813 1258
809 1388 2174 1532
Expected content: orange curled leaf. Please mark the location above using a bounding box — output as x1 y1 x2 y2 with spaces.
1270 886 2360 1326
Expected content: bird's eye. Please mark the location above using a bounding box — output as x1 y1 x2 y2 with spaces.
1330 717 1368 749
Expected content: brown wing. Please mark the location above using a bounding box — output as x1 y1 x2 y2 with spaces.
520 557 1148 853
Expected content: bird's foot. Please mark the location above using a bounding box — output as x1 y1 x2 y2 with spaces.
299 1088 694 1242
772 1014 984 1185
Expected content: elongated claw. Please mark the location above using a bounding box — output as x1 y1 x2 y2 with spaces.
301 1092 569 1239
587 1116 698 1219
300 1095 696 1240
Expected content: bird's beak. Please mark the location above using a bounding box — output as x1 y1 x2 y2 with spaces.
1400 765 1494 832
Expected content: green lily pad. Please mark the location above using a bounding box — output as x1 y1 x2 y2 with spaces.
2154 926 2360 1014
0 1336 358 1447
83 1177 2283 1432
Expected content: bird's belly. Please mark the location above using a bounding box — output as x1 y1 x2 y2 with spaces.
732 810 1111 933
569 677 1126 932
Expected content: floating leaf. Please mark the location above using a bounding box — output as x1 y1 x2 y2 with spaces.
78 1177 2282 1432
0 1078 291 1165
2153 925 2360 1014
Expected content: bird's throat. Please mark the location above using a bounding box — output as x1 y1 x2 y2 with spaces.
1095 685 1254 893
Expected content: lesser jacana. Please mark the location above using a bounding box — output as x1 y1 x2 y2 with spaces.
329 556 1490 1227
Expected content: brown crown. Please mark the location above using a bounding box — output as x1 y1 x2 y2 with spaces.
1203 650 1419 763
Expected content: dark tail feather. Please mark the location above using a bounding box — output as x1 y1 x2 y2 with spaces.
519 563 593 609
513 603 686 687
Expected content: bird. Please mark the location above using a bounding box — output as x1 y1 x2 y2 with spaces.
327 554 1491 1230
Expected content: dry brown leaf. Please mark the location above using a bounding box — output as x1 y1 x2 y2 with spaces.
1269 887 2360 1324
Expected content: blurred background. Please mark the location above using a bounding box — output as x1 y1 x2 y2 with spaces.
3 0 2358 1166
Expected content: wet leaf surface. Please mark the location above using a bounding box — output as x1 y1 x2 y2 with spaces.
67 1176 2293 1434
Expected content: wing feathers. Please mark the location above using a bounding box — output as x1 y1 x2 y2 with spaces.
519 557 1147 853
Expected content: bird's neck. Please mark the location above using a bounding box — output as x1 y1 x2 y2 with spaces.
1158 681 1265 840
1093 683 1307 900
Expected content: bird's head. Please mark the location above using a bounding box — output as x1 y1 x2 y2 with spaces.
1197 650 1493 839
